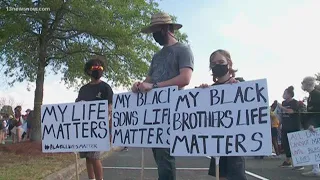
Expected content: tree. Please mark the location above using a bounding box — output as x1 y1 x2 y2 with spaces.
0 0 188 141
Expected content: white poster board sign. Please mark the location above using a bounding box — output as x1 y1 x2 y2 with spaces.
170 79 272 156
112 86 178 148
288 128 320 166
41 100 110 153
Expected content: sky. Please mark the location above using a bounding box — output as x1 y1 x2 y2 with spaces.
1 0 320 111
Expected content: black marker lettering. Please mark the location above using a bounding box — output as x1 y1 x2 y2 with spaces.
97 102 106 120
72 105 80 121
255 83 267 103
42 106 58 123
57 105 67 123
82 122 89 138
251 132 263 152
88 103 96 120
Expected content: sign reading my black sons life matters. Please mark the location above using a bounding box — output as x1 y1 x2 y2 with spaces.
170 79 272 156
112 86 178 148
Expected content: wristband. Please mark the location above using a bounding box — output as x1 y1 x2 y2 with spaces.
153 83 158 88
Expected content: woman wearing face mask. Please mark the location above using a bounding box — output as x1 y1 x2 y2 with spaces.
277 86 303 169
198 49 247 180
76 56 114 180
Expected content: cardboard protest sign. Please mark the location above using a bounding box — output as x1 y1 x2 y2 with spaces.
288 128 320 166
41 100 110 153
170 79 272 156
112 86 178 148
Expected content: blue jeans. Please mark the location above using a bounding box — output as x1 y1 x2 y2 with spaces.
152 148 176 180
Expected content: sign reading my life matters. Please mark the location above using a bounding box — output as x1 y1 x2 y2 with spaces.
41 100 110 153
170 79 272 156
112 86 178 148
288 128 320 167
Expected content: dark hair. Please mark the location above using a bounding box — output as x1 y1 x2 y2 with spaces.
286 86 294 97
84 56 106 75
271 101 278 111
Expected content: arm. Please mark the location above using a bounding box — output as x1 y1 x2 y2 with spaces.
157 68 193 88
157 45 194 88
105 84 114 115
143 76 152 83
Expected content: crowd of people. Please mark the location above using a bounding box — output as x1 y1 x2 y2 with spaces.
0 105 33 144
266 76 320 178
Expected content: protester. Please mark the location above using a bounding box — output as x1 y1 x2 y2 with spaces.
270 104 280 156
198 49 247 180
25 109 33 140
300 76 320 177
278 86 304 170
12 106 23 143
131 12 194 180
76 56 114 180
0 114 7 144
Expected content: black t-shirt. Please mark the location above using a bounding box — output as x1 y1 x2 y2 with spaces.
307 89 320 113
76 81 113 104
281 99 300 131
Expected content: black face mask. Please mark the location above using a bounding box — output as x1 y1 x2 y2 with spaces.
211 64 229 77
153 31 168 46
91 70 102 80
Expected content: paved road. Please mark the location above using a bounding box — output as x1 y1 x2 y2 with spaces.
80 148 317 180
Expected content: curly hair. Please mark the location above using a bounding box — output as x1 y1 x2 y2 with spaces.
209 49 238 82
84 56 106 75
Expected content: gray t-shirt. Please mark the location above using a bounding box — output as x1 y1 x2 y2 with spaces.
148 42 194 84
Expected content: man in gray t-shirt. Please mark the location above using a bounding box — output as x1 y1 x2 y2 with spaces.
131 12 194 180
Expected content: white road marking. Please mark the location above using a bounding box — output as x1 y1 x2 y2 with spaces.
103 167 209 171
205 156 270 180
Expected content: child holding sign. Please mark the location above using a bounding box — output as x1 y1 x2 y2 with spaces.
76 56 114 180
198 49 247 180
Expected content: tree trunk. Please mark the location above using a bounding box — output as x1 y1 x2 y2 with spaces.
30 60 45 141
30 25 48 141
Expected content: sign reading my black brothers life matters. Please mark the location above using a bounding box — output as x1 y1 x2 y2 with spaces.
41 100 110 153
112 86 178 148
170 79 272 156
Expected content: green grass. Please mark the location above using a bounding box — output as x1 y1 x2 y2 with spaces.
0 152 76 180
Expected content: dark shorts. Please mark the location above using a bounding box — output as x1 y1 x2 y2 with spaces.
27 122 31 129
208 156 247 180
79 151 101 160
271 127 278 137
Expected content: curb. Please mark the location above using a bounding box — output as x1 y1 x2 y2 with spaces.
44 147 120 180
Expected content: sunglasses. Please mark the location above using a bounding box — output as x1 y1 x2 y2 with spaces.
90 65 104 71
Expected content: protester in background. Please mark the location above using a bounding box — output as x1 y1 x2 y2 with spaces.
12 106 23 143
278 86 304 170
198 49 247 180
76 56 114 180
0 114 7 144
301 76 320 177
26 110 33 141
131 12 194 180
270 104 280 157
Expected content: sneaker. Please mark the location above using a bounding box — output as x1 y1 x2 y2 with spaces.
292 166 304 171
280 161 292 168
302 171 320 177
121 147 128 151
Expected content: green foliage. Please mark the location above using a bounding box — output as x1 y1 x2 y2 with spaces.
0 0 188 89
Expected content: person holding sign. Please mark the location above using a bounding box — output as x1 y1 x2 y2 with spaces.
301 76 320 177
198 49 247 180
277 86 303 169
76 56 114 180
132 12 194 180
